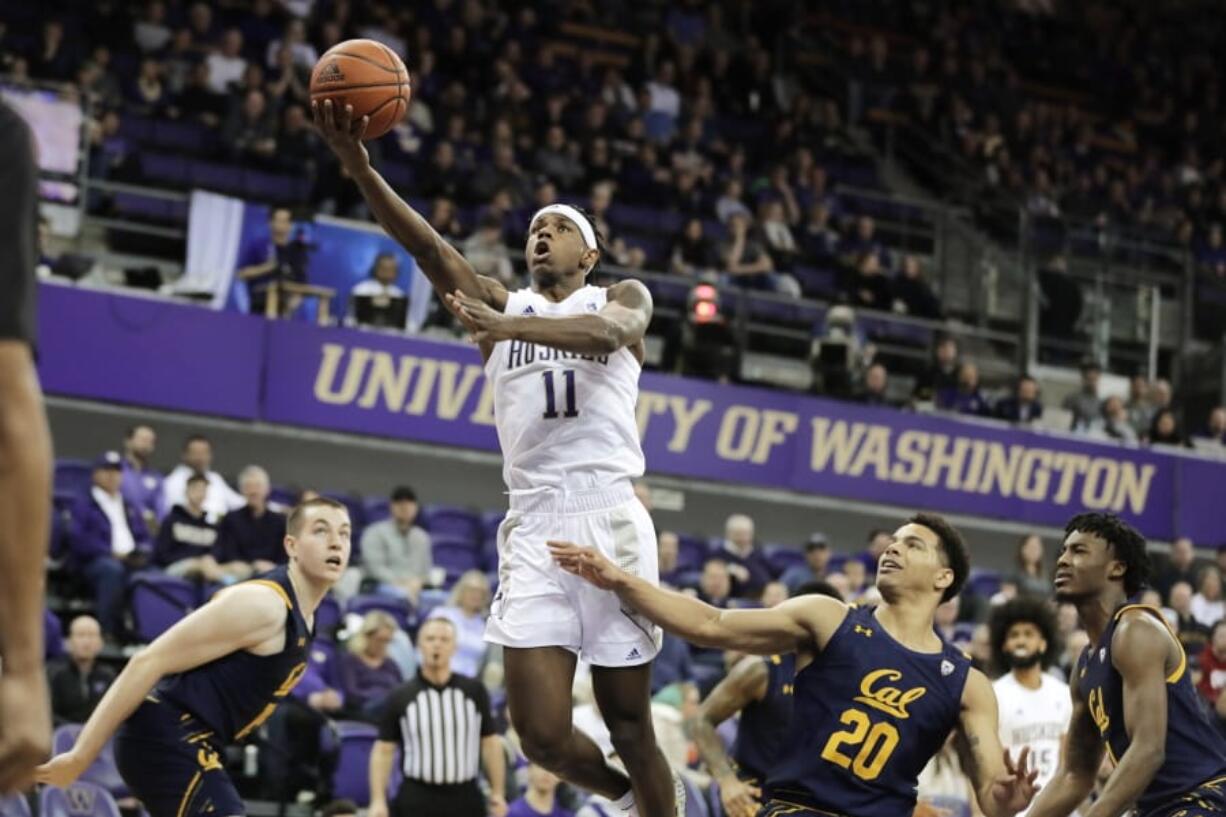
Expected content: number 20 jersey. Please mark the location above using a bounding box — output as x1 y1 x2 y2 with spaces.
766 605 972 816
486 285 645 492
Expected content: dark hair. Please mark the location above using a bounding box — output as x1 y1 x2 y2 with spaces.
1212 619 1226 641
182 434 210 450
319 800 359 817
794 579 844 601
367 251 396 277
124 424 154 439
1080 359 1102 374
390 485 417 503
287 496 348 535
866 528 889 544
1064 512 1151 595
1016 534 1044 573
909 512 969 603
185 471 208 487
989 597 1059 675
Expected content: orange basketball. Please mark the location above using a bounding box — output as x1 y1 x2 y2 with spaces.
310 39 411 140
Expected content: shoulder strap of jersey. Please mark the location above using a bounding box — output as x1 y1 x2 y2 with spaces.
1112 602 1186 684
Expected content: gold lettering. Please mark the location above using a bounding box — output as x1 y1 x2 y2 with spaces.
668 396 714 453
847 425 892 479
356 352 418 410
977 443 1023 496
313 344 370 405
1087 687 1110 734
1082 459 1118 509
851 668 927 719
435 362 483 420
469 380 496 426
1113 463 1155 515
1017 449 1053 501
1051 453 1090 504
921 435 969 489
716 406 760 461
890 431 928 484
751 410 799 464
635 392 667 438
961 439 989 492
404 358 438 415
810 419 867 473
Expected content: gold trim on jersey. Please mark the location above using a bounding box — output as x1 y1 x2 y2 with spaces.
763 798 850 817
246 579 292 610
1112 603 1186 683
176 771 202 817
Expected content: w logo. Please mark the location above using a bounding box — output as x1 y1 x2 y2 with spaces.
66 786 96 815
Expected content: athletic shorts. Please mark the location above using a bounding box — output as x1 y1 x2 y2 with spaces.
114 696 245 817
484 482 662 667
1142 774 1226 817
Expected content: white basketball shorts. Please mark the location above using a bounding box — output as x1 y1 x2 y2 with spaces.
484 482 662 667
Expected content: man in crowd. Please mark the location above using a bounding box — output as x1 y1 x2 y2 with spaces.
360 486 433 603
159 434 244 522
120 424 162 524
780 533 831 593
153 471 223 581
716 514 771 598
47 615 115 725
1063 361 1102 431
216 465 286 578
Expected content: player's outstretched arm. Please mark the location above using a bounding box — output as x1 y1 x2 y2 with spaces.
1065 613 1170 817
312 99 506 309
955 669 1039 817
691 655 769 817
446 278 652 356
34 583 288 787
548 540 844 655
1024 684 1102 817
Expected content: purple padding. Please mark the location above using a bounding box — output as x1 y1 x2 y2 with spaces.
54 460 93 498
0 796 31 817
139 152 189 185
331 721 378 806
128 574 195 642
314 594 342 641
763 543 805 578
419 506 481 543
346 594 414 632
431 537 482 584
39 781 122 817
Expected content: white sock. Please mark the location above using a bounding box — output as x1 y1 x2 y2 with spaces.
612 788 637 815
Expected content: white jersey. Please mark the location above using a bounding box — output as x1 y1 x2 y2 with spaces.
485 285 645 492
994 672 1073 817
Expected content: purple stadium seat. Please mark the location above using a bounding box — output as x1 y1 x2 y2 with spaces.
46 608 64 660
420 506 482 543
323 492 367 535
683 774 710 817
363 497 391 526
139 152 190 186
417 588 449 621
480 511 505 540
243 170 298 203
826 553 849 574
39 783 122 817
0 796 30 817
346 594 414 632
54 459 94 499
189 160 243 194
675 535 708 573
480 533 499 572
314 593 342 641
966 568 1002 599
128 574 196 642
331 721 379 806
763 543 806 578
268 485 298 509
431 536 482 585
50 727 128 799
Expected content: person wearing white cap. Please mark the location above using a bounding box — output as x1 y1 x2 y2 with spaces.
315 102 681 817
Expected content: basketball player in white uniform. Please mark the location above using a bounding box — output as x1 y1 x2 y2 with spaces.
315 100 680 817
990 598 1074 817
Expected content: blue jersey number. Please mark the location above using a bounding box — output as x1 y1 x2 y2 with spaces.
542 369 579 419
820 708 900 781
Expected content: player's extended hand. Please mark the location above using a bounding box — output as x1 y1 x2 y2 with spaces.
487 793 508 817
547 541 625 590
367 801 389 817
34 749 88 789
0 672 51 792
311 99 370 173
444 290 515 344
989 746 1040 815
716 774 761 817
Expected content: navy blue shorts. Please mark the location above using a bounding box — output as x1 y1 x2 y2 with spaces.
114 697 245 817
1142 775 1226 817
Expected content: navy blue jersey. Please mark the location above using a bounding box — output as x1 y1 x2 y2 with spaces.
732 653 796 782
158 566 312 743
766 605 972 816
1076 598 1226 816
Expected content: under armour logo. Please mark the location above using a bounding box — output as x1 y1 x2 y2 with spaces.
940 659 954 676
854 625 873 637
522 305 535 315
626 647 642 661
317 61 345 83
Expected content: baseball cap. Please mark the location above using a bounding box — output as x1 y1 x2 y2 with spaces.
806 532 829 550
390 486 417 503
93 450 123 470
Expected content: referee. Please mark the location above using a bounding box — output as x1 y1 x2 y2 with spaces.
0 97 54 792
369 617 507 817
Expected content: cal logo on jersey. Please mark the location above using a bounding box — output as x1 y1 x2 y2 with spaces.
851 668 927 719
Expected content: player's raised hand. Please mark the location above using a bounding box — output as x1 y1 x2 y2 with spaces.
34 750 87 789
445 290 514 343
311 99 370 172
547 541 624 590
717 774 762 817
989 746 1040 815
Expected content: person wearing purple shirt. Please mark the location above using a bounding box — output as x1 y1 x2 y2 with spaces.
337 611 403 720
508 764 574 817
119 424 162 525
935 361 992 417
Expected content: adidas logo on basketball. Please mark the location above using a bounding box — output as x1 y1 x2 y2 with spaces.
318 61 345 83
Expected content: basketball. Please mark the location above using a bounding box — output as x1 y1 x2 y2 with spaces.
310 39 411 140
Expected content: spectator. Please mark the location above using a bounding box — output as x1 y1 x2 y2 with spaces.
508 765 573 817
995 375 1044 424
418 141 465 201
1011 534 1051 598
177 61 228 127
127 58 170 117
845 251 893 311
781 533 831 593
657 531 681 587
696 559 732 607
1148 379 1174 420
1154 537 1202 601
670 218 719 276
120 423 162 522
1192 566 1225 628
221 88 277 164
133 1 173 54
235 207 310 316
936 362 991 417
275 103 319 172
47 615 114 725
913 335 960 401
1149 408 1188 447
266 644 347 800
153 472 223 581
534 125 584 190
761 581 789 608
801 202 840 259
716 514 772 597
205 28 247 93
759 200 800 271
721 213 800 296
1167 581 1211 660
1091 396 1140 444
651 632 694 694
216 465 287 578
159 434 244 522
468 143 529 206
1062 361 1102 431
429 570 493 680
1126 376 1154 437
349 253 408 330
892 255 943 320
73 452 152 636
266 18 317 71
265 43 310 108
1197 621 1226 716
843 558 870 601
864 529 893 563
462 213 516 289
1199 406 1226 447
338 611 403 720
855 362 893 406
361 486 432 603
715 179 751 224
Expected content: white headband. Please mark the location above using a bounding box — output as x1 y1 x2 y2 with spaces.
531 204 598 251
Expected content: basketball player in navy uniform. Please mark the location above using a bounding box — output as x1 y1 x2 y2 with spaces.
1028 512 1226 817
551 513 1039 817
692 582 841 817
36 498 351 817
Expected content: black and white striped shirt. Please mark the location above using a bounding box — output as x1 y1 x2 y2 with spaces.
378 671 494 785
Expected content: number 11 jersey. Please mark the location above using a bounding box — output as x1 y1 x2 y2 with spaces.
486 285 645 493
766 605 972 816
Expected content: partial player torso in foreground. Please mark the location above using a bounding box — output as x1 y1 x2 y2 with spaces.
994 673 1070 817
767 605 972 816
485 284 645 492
734 653 797 785
1077 598 1226 815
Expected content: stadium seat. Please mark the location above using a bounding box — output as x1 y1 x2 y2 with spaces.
480 533 500 572
51 726 128 799
966 568 1002 600
417 588 449 621
763 543 806 578
46 608 64 660
346 594 414 633
128 574 196 642
419 506 482 544
54 459 94 499
363 497 391 526
480 511 505 540
314 593 342 641
0 795 31 817
683 774 710 817
330 721 379 806
431 536 483 585
40 782 122 817
675 535 709 573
